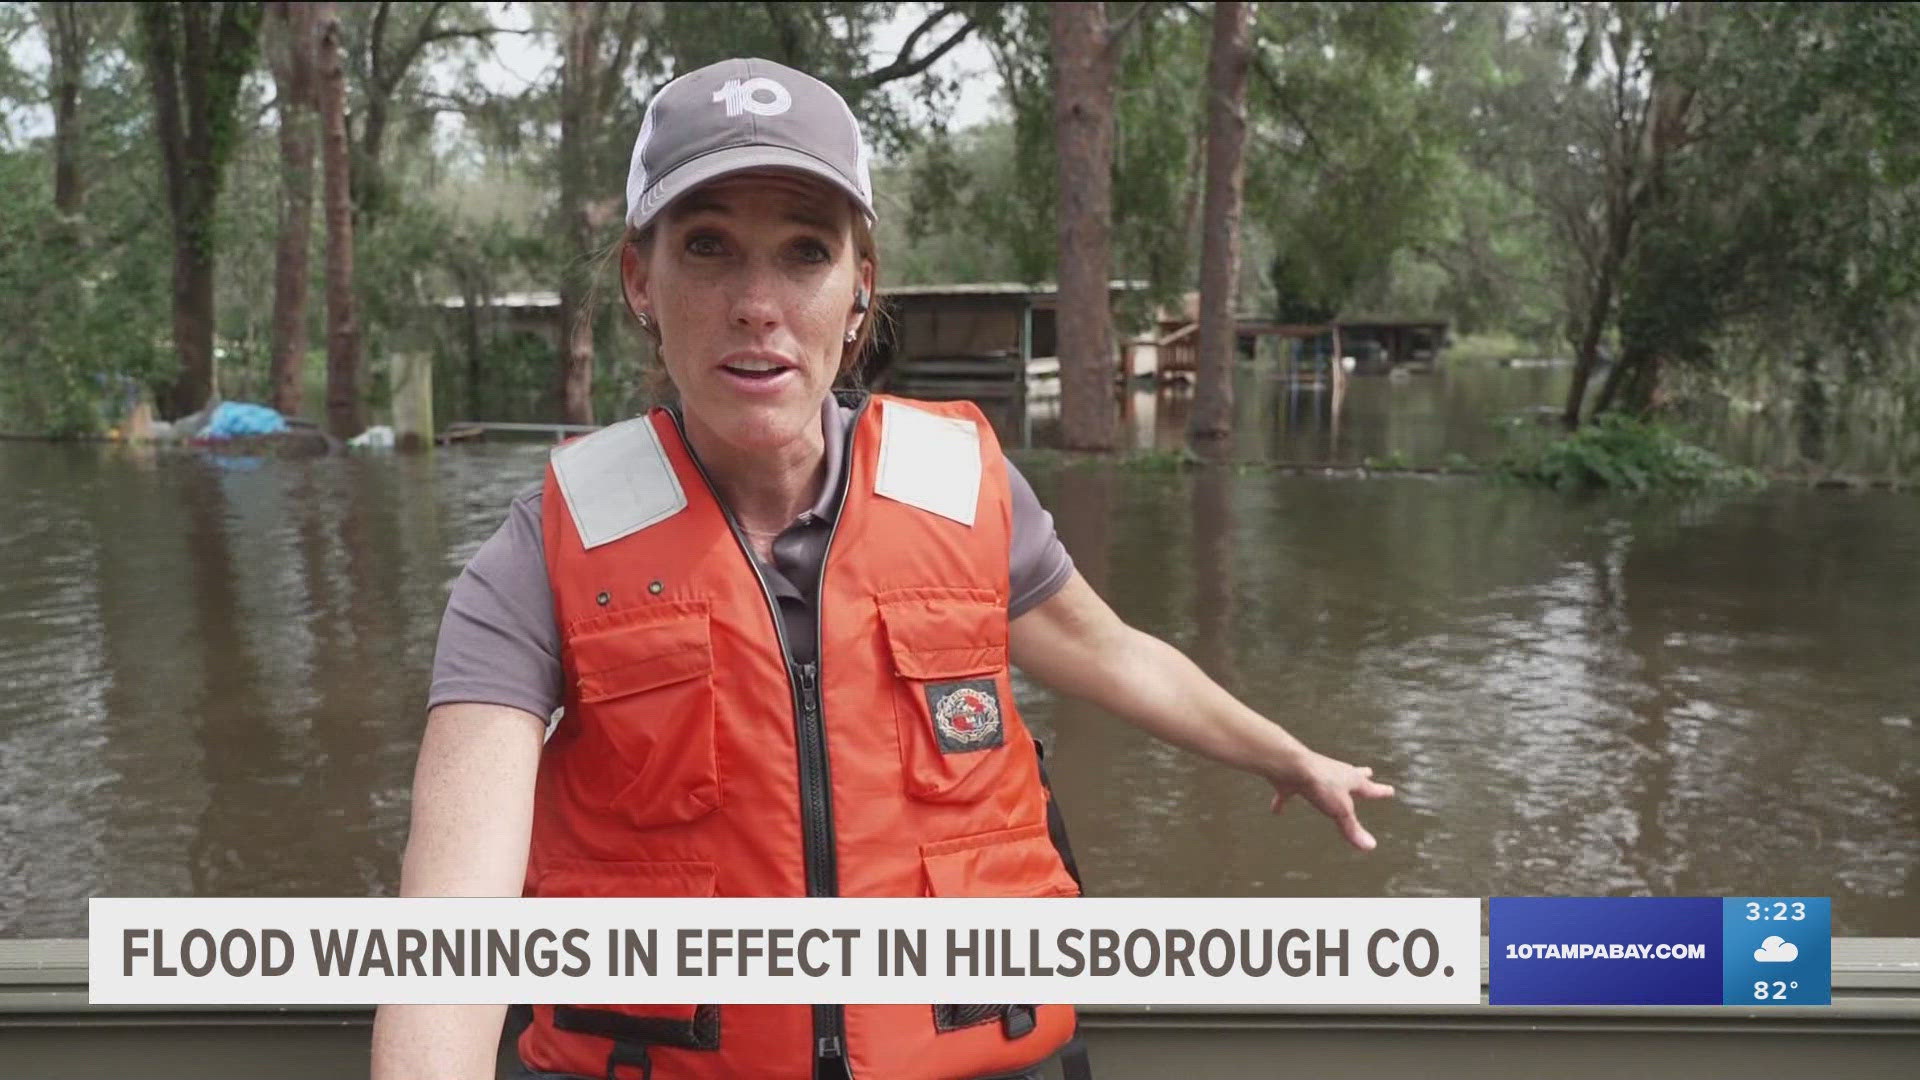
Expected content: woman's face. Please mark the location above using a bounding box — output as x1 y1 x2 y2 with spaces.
623 170 871 456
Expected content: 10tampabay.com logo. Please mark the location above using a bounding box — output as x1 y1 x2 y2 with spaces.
1490 897 1831 1005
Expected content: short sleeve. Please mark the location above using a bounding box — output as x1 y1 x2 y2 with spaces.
427 483 563 721
1006 458 1075 618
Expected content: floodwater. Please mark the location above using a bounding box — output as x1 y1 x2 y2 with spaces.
1036 360 1578 466
2 366 1916 938
1040 358 1918 475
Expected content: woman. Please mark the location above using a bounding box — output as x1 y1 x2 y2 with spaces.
373 58 1392 1080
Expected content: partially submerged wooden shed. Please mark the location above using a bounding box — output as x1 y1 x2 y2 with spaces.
863 281 1152 443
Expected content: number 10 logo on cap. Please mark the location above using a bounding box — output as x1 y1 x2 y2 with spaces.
712 77 792 118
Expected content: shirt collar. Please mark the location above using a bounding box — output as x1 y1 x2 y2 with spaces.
802 393 851 523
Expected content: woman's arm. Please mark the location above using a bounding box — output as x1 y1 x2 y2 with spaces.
1009 571 1394 850
371 702 547 1080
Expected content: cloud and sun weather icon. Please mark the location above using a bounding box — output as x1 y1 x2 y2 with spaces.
1722 898 1829 1005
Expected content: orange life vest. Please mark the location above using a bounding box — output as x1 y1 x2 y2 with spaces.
522 394 1080 1080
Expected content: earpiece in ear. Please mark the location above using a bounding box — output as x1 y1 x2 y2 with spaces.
853 286 871 314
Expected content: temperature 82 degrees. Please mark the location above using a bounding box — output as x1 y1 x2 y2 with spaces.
1721 897 1830 1007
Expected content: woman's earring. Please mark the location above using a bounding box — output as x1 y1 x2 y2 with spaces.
636 312 652 330
844 329 857 344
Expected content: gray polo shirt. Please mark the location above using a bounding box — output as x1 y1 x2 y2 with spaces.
429 396 1075 721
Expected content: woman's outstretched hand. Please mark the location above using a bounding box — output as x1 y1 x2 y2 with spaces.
1009 572 1399 852
1266 752 1396 851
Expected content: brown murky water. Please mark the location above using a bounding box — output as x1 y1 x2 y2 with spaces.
2 370 1915 938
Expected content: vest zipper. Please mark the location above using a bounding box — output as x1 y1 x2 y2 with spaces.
664 398 870 1076
807 394 868 1076
796 658 843 1073
794 661 835 893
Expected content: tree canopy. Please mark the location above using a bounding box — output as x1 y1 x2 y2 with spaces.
0 1 1913 468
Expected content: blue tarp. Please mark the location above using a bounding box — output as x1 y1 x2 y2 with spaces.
202 402 287 440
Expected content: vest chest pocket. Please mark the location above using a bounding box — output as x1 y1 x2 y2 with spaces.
565 603 721 828
879 590 1018 803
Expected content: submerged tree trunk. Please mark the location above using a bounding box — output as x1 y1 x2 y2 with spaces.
1561 250 1618 428
1188 0 1253 447
138 2 264 419
552 1 642 425
317 1 363 438
267 1 318 417
41 0 91 392
461 273 486 420
1051 2 1119 451
1329 321 1347 425
1593 328 1667 419
44 2 86 221
556 1 602 427
1560 4 1700 429
1620 350 1663 415
1794 343 1828 463
1591 341 1633 416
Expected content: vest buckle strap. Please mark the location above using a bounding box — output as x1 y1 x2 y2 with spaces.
1001 1004 1037 1039
553 1003 722 1051
604 1042 651 1080
931 1002 1037 1037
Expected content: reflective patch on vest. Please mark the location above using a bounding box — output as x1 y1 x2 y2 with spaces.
550 417 688 549
874 399 981 526
925 679 1005 753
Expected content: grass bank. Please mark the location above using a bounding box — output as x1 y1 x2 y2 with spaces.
1495 413 1766 492
1444 331 1548 365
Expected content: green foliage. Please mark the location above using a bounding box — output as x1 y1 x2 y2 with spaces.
1445 331 1534 365
950 2 1214 313
1612 2 1920 436
877 122 1036 285
943 1 1455 328
967 1 1060 286
1120 447 1204 473
1109 3 1210 320
643 2 986 156
1501 413 1765 492
137 2 265 249
339 2 499 226
0 7 174 435
431 328 553 424
3 0 1917 468
1248 2 1444 321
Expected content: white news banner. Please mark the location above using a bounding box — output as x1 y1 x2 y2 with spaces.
91 896 1481 1006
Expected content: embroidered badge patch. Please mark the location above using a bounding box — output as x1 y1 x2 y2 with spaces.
925 679 1005 754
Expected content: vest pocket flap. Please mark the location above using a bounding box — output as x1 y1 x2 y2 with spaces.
878 590 1006 679
570 607 712 704
537 862 724 1051
921 823 1080 898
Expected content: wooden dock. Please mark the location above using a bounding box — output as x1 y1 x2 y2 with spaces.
437 420 603 444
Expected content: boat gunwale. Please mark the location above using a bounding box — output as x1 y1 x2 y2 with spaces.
3 937 1916 1024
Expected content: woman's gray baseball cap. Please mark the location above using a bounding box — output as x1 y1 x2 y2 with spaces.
625 57 876 231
